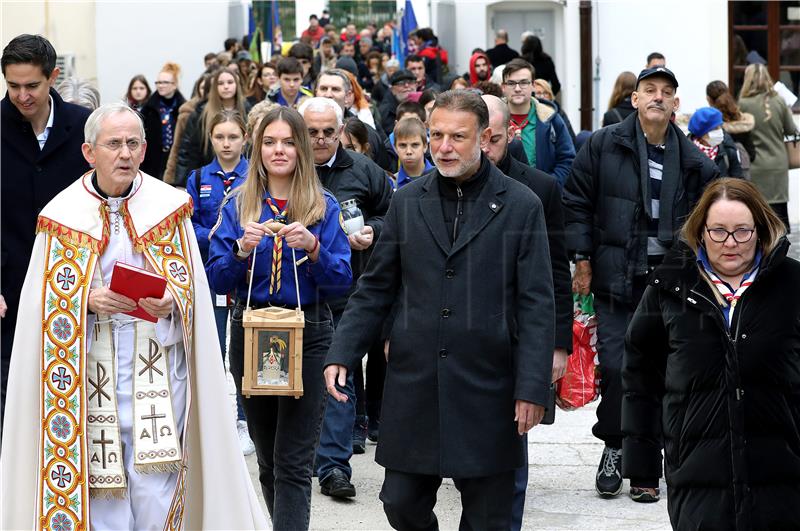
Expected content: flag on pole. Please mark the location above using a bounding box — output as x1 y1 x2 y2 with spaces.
248 6 262 64
264 0 282 58
401 0 418 57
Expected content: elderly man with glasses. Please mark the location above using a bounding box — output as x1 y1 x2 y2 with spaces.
299 97 393 500
0 102 267 530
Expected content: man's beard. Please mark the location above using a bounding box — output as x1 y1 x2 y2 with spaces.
434 142 482 178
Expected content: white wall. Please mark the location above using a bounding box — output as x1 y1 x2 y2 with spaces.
95 1 232 105
593 0 728 126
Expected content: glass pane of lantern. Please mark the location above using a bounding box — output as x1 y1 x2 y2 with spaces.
257 330 291 386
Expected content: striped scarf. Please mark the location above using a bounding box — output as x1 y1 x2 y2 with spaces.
692 137 719 161
698 247 761 327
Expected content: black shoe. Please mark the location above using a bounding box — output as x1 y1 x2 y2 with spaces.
367 418 379 443
353 415 368 454
320 468 356 498
630 486 660 503
595 446 623 497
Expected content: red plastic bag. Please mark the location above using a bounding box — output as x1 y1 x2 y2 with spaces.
556 294 600 410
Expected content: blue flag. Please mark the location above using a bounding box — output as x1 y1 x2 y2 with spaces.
401 0 418 57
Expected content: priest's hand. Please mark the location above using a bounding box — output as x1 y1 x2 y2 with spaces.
324 364 349 403
552 348 568 383
348 225 374 250
88 287 137 315
139 290 175 320
514 400 544 435
0 294 6 318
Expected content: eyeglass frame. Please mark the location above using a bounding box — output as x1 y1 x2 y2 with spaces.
307 127 340 144
503 79 533 89
96 138 144 152
704 226 756 244
154 80 175 86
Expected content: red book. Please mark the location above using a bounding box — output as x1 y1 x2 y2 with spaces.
110 262 167 323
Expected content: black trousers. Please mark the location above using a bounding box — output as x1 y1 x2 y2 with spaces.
592 275 648 449
229 301 333 531
354 337 386 421
380 468 515 531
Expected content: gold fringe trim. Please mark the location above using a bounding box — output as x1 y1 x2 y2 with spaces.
126 200 194 253
90 487 128 500
36 216 104 254
134 461 183 475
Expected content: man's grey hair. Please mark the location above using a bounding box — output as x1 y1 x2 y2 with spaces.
298 97 344 127
495 29 509 42
84 101 146 145
56 77 100 111
520 30 534 44
317 69 353 94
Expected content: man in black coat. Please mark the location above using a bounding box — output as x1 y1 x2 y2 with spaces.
485 29 520 67
0 34 91 423
482 94 571 529
563 67 719 502
324 90 555 529
300 97 394 499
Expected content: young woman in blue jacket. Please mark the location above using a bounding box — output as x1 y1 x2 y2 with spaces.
207 106 351 530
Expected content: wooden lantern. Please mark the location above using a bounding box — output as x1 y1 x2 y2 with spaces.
242 307 304 397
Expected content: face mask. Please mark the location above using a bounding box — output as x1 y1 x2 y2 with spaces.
706 128 724 147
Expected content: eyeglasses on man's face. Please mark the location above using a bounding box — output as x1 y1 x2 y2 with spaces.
504 80 532 89
307 127 338 144
705 226 755 244
97 139 143 152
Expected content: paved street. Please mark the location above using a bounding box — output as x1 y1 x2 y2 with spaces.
233 226 800 530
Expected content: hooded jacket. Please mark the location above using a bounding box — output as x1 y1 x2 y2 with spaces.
513 98 576 186
623 238 800 530
468 52 492 86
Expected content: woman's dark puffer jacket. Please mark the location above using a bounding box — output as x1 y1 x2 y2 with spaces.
622 238 800 530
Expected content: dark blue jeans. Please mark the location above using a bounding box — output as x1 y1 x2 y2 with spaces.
229 302 333 530
315 309 357 482
213 301 245 421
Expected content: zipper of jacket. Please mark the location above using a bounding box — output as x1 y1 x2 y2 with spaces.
689 288 747 400
453 186 463 242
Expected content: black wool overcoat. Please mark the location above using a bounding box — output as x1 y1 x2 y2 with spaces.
325 163 555 477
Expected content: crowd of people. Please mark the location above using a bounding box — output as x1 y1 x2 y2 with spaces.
1 17 799 530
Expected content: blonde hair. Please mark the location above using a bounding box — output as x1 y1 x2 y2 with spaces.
246 99 279 139
533 78 554 100
235 106 326 228
739 63 777 120
201 69 247 155
681 178 786 256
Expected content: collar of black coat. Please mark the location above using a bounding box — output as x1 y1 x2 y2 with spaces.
324 143 353 169
144 90 186 112
648 237 790 295
436 154 492 199
610 112 708 170
1 86 64 124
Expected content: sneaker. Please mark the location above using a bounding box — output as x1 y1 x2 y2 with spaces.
237 420 256 456
630 486 660 503
595 446 623 497
320 468 356 498
352 415 368 455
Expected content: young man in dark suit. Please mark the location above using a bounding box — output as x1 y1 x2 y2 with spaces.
0 34 91 422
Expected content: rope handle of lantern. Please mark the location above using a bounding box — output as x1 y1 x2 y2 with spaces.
245 224 304 319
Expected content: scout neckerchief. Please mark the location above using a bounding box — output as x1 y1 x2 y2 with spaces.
692 137 719 161
266 197 288 295
509 105 537 168
698 246 761 327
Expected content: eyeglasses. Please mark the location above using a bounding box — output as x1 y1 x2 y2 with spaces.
705 226 755 244
504 80 532 89
154 81 174 86
97 139 143 152
307 128 338 144
392 80 416 88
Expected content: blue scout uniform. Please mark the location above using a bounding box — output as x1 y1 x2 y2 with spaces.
186 156 248 261
395 159 435 189
207 190 352 307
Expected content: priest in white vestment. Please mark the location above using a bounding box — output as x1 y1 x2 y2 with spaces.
0 102 268 530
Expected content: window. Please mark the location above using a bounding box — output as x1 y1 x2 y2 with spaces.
328 0 397 32
729 1 800 112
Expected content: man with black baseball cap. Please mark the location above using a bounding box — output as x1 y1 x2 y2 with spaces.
377 69 417 136
563 66 718 503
